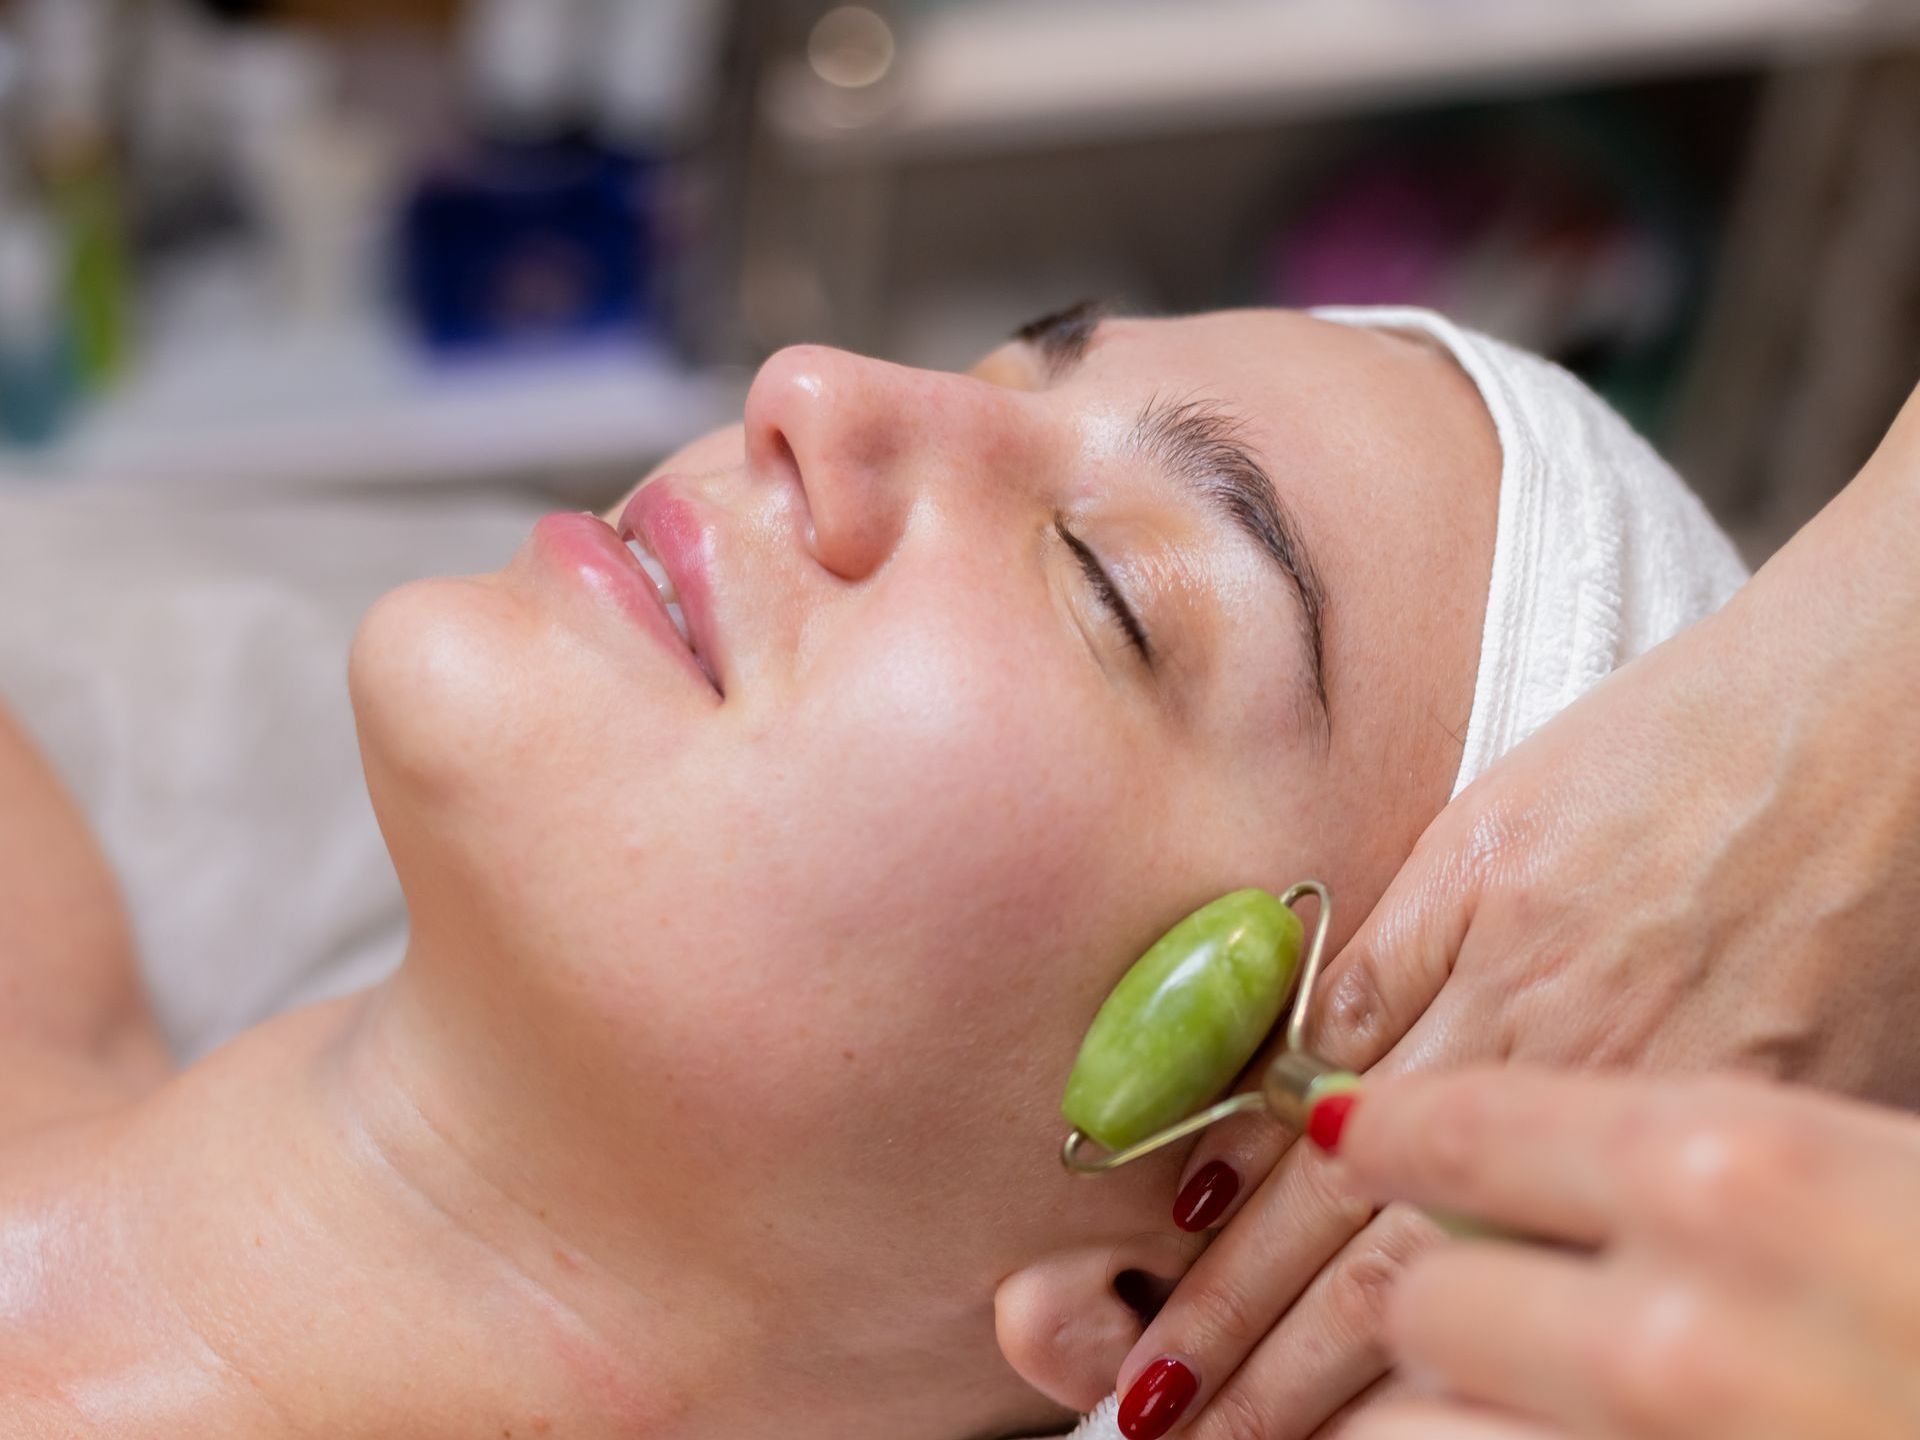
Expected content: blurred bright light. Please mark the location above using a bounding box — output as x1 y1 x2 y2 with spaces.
808 6 896 91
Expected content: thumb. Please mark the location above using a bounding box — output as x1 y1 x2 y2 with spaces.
1307 806 1492 1073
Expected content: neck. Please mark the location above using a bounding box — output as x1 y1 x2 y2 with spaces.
5 955 1046 1440
5 985 760 1439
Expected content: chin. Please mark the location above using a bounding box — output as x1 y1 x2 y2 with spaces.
348 574 539 821
348 573 696 939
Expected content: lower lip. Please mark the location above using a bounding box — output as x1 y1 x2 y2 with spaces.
530 512 711 687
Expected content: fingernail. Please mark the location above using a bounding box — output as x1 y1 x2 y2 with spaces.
1172 1160 1240 1231
1117 1357 1197 1440
1307 1091 1359 1154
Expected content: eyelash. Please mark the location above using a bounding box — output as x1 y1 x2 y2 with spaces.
1057 521 1151 665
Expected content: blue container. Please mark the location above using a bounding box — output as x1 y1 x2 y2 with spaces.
398 141 657 357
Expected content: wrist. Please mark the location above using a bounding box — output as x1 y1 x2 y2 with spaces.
1715 395 1920 719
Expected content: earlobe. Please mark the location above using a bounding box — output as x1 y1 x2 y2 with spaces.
993 1234 1193 1414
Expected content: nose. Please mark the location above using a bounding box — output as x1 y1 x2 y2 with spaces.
743 344 1033 580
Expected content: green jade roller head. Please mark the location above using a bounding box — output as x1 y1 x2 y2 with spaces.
1060 881 1360 1174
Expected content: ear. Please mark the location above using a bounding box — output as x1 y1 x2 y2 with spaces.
993 1233 1192 1414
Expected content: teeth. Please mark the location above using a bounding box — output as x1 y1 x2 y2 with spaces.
624 535 692 648
624 535 679 603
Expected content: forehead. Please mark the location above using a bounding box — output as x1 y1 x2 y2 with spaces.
985 307 1444 412
987 309 1496 612
1057 309 1497 559
978 307 1493 509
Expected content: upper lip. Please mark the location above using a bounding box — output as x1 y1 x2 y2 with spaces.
618 481 723 694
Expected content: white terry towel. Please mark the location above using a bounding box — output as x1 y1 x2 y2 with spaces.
1065 307 1748 1438
1319 306 1749 797
1066 1395 1123 1440
0 489 546 1060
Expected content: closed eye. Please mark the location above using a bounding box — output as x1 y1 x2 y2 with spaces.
1057 519 1151 665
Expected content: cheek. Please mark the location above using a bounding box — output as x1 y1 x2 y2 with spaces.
637 581 1156 1141
660 597 1175 1266
795 625 1103 927
723 593 1132 1014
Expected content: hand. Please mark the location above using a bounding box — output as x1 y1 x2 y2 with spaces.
1109 385 1920 1439
1336 1066 1920 1440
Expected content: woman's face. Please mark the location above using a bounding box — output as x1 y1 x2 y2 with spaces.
348 307 1495 1376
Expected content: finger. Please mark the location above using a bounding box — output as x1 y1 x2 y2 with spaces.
1302 807 1493 1072
1389 1243 1871 1440
1178 1205 1443 1440
1305 1370 1405 1438
1341 1401 1567 1440
1388 1242 1630 1431
1610 1077 1920 1320
1341 1067 1920 1281
1611 1079 1920 1344
1137 957 1505 1434
1335 1067 1629 1247
1168 1105 1291 1234
1116 1142 1376 1436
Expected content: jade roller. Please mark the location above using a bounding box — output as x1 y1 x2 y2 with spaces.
1060 881 1360 1174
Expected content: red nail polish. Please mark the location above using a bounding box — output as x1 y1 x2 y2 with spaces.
1172 1161 1240 1231
1307 1091 1358 1154
1118 1357 1197 1440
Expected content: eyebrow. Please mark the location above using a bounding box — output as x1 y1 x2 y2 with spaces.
1013 299 1105 381
1132 396 1330 730
1009 306 1330 732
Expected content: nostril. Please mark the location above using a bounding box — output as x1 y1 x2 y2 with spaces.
1112 1268 1176 1326
771 432 820 557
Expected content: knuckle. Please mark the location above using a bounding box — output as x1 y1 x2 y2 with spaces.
1324 1250 1400 1351
1320 957 1394 1061
1593 1282 1730 1433
1636 1087 1803 1242
1195 1381 1278 1440
1322 1212 1433 1351
1460 792 1536 882
1182 1269 1267 1355
1297 1154 1376 1236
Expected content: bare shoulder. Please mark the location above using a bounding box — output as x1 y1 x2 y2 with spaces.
0 702 138 995
0 703 170 1107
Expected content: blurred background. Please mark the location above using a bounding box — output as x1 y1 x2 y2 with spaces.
0 0 1915 555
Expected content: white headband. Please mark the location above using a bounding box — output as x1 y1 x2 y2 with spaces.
1314 306 1748 795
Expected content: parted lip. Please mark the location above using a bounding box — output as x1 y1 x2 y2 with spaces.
531 510 718 694
619 479 724 694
